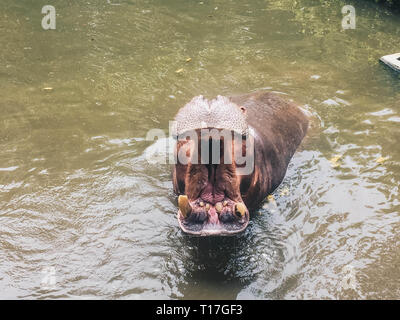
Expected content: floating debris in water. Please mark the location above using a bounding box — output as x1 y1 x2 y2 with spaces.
310 75 321 80
43 87 53 91
185 58 192 63
175 68 184 74
280 187 289 196
376 156 388 164
380 53 400 72
329 155 342 168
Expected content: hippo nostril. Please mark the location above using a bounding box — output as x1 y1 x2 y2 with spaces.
219 211 235 223
189 210 207 223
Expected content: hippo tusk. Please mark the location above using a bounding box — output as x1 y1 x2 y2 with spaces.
215 202 223 213
235 203 246 217
178 195 192 218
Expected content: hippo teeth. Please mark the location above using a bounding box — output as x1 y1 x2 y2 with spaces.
215 202 223 213
178 195 192 218
235 203 246 217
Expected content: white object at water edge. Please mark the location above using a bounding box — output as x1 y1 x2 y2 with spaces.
380 53 400 72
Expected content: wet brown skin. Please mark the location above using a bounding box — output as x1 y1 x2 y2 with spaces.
172 91 309 236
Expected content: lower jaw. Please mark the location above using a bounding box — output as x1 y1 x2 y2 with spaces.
177 212 249 236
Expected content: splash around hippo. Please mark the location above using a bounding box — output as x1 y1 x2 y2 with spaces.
172 91 309 236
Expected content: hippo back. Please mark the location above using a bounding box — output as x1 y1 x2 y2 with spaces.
230 91 309 201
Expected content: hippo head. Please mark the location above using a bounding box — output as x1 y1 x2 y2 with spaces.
172 95 254 236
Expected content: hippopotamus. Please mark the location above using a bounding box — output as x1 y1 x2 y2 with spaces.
172 91 308 236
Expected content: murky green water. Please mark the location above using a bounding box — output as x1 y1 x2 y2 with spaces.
0 0 399 299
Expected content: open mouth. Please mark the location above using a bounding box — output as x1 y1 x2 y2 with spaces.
177 195 249 236
174 129 251 236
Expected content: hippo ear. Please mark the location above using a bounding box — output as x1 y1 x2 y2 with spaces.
240 106 247 114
